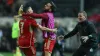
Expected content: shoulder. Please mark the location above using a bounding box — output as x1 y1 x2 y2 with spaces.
87 21 94 25
87 21 95 28
30 19 37 23
76 23 80 26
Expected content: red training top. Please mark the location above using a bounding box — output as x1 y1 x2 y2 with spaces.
18 15 38 48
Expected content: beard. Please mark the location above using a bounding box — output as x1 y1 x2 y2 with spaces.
78 18 83 22
78 18 86 22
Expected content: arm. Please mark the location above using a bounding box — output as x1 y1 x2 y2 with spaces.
88 23 97 40
22 13 48 19
14 5 23 20
18 5 23 15
64 24 79 39
31 19 57 33
38 24 57 33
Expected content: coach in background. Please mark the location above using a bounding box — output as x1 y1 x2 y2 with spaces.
59 11 98 56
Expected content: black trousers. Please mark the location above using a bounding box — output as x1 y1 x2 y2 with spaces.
51 42 64 56
73 44 97 56
12 38 17 50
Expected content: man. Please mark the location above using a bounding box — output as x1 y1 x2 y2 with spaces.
22 2 56 56
12 5 24 56
18 5 57 56
52 20 65 56
12 15 20 56
59 11 97 56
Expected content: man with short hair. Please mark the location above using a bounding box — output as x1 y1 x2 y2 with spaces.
59 11 97 56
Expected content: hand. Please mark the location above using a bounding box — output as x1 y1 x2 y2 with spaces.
52 28 57 33
58 35 64 40
81 36 89 43
18 5 23 15
34 38 37 43
37 24 42 28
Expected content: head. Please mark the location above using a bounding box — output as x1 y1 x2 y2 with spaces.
14 15 19 22
78 11 87 22
23 6 33 13
55 20 60 28
44 2 56 12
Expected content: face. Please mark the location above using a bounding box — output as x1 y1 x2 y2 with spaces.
44 3 52 11
78 13 86 22
55 22 59 27
27 7 33 13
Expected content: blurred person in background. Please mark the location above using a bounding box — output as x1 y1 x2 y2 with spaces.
11 5 23 56
12 15 20 56
59 11 97 56
21 1 57 56
51 20 65 56
18 4 57 56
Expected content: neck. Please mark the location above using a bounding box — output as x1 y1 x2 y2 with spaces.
43 10 52 13
79 18 86 22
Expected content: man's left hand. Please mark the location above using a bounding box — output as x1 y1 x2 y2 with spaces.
81 36 89 43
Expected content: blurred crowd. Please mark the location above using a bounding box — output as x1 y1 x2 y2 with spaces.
0 0 43 16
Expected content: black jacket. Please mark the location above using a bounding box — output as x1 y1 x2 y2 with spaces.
64 20 97 45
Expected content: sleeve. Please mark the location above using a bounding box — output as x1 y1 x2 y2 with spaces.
64 24 79 39
31 19 38 28
87 23 97 39
22 13 48 19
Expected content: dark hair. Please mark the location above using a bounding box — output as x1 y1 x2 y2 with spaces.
79 11 87 18
23 5 30 13
23 2 34 13
50 2 57 12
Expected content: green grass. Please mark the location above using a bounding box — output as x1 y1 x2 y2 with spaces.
0 52 13 56
0 52 72 56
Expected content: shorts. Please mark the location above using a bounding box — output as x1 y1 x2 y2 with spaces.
12 38 17 50
43 38 56 53
20 45 36 56
18 35 36 56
